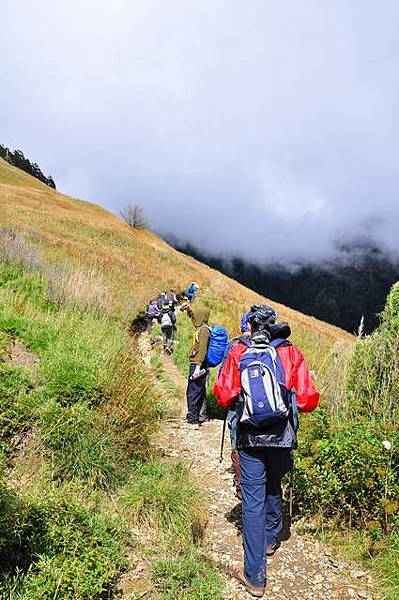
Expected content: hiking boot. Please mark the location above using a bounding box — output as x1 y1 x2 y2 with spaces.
183 422 199 430
266 541 281 556
199 419 211 427
233 567 264 597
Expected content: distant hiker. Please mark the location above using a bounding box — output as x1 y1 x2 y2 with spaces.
146 291 182 334
184 282 199 303
160 301 177 354
146 297 162 332
184 305 211 428
214 305 319 598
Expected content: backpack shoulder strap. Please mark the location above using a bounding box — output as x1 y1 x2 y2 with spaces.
270 339 292 349
195 323 211 342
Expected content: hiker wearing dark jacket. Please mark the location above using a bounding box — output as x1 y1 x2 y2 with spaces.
160 303 177 354
220 317 294 500
214 305 319 598
185 305 211 428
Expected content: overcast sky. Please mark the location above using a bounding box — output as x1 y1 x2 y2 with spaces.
1 1 398 263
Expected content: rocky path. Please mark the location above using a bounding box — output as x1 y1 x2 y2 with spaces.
140 335 377 600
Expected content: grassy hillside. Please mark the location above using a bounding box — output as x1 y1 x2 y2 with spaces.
1 157 397 598
0 157 352 381
0 158 350 332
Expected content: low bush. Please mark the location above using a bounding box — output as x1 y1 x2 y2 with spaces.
348 282 399 422
294 412 399 528
0 487 126 599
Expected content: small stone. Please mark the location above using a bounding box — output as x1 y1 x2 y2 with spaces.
348 589 356 598
358 590 367 599
352 570 368 579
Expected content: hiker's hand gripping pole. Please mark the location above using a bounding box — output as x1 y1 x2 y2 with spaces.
219 412 228 463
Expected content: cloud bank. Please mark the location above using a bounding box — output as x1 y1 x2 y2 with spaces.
1 0 399 262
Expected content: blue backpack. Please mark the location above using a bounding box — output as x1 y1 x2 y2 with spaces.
205 325 229 367
239 340 289 428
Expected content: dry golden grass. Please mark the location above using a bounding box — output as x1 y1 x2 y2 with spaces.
0 156 354 393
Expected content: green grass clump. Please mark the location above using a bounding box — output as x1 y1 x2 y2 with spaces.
0 365 37 439
0 487 126 599
152 555 223 600
39 401 128 488
348 282 399 422
121 460 205 547
372 532 399 599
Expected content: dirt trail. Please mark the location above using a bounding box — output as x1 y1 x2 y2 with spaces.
140 335 376 600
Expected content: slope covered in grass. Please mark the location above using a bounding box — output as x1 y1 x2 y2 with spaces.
10 156 398 597
0 158 351 337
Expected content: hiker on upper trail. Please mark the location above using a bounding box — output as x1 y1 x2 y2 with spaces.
146 296 163 332
183 305 211 428
184 282 199 303
214 304 319 598
146 290 183 334
160 299 177 354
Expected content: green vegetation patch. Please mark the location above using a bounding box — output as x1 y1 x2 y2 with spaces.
0 486 126 599
152 555 223 600
121 460 205 547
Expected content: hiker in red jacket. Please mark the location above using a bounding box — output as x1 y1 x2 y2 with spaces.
214 305 319 598
214 320 319 415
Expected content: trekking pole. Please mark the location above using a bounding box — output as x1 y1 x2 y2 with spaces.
219 412 228 463
289 468 293 520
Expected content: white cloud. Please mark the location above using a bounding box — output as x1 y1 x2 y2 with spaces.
1 0 399 262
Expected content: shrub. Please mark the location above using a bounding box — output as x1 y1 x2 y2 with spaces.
294 412 399 529
348 282 399 421
0 487 126 599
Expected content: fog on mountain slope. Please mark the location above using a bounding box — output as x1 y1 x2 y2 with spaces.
171 236 399 334
1 0 399 264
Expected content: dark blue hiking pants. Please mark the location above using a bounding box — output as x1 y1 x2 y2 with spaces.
186 364 208 424
239 447 292 588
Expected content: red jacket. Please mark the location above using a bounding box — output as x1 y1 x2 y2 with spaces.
213 341 320 412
